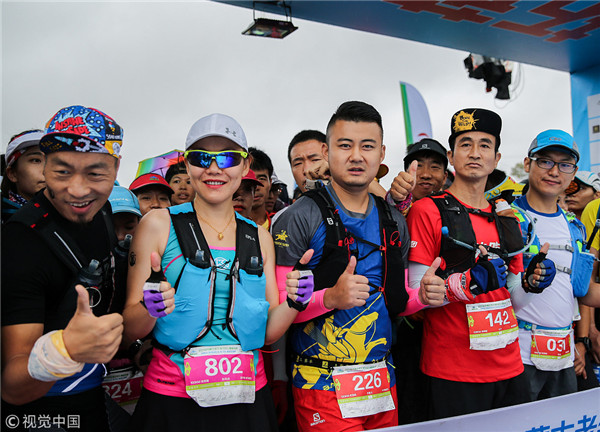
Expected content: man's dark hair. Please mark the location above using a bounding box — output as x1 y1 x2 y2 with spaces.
326 101 383 144
248 147 274 178
287 130 326 163
165 162 187 183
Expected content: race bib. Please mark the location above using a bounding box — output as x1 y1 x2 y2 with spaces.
466 299 518 350
530 327 573 371
102 365 144 415
184 345 255 407
332 361 394 419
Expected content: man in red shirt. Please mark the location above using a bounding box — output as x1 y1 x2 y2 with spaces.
407 108 530 419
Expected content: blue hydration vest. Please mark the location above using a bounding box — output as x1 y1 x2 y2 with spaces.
513 196 593 297
153 203 269 352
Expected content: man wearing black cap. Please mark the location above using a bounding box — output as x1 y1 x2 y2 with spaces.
388 137 448 424
406 108 533 418
402 138 448 201
2 106 125 431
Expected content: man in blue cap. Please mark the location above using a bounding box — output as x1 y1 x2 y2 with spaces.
513 129 599 400
2 105 125 431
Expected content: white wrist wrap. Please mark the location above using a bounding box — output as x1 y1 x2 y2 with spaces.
28 330 84 382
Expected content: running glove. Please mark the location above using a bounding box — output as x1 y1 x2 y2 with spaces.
523 252 556 294
469 255 508 295
142 268 168 318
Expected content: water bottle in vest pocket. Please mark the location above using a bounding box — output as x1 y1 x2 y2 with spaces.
232 269 269 352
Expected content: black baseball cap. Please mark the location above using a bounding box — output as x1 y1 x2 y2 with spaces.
403 138 448 170
448 108 502 149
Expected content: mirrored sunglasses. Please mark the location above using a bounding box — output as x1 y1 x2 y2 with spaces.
184 150 248 169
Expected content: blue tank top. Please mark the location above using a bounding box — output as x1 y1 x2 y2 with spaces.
157 212 263 369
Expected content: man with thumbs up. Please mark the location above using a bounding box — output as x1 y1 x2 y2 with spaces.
1 106 125 431
272 101 418 431
406 108 531 419
386 138 449 424
512 130 597 400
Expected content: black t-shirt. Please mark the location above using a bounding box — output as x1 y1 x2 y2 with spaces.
2 192 116 331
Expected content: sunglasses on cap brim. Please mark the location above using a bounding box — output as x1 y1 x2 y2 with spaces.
565 180 580 196
184 150 248 169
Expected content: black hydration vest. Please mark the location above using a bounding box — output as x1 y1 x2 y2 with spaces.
428 192 524 279
7 194 123 329
302 188 408 317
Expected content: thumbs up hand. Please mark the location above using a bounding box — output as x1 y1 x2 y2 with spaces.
286 250 315 311
523 242 556 294
469 246 508 296
287 250 315 304
323 256 371 310
142 252 175 318
62 285 124 363
418 258 446 306
389 160 417 203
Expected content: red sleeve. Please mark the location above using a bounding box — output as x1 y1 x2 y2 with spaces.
406 198 443 267
508 253 524 274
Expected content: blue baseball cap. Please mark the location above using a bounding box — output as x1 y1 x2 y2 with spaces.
528 129 579 163
109 186 142 217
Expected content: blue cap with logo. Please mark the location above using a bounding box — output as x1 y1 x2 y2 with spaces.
109 186 142 217
528 129 579 163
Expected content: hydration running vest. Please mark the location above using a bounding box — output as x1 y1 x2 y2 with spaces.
513 197 593 297
7 193 123 395
428 192 524 279
7 193 122 322
301 188 408 317
152 204 270 353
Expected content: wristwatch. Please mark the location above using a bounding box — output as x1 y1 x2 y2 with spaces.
575 337 591 353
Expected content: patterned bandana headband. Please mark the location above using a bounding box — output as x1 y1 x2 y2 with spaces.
40 105 123 158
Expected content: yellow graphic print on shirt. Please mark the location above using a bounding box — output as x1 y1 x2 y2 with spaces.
293 311 387 390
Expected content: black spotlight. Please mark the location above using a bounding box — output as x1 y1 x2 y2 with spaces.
464 54 512 100
242 1 298 39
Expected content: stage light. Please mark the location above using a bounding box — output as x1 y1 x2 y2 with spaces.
464 54 513 100
242 1 297 39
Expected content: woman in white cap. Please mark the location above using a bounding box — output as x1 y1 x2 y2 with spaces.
1 129 46 223
123 113 312 432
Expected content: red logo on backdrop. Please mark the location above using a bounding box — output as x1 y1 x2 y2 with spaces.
386 1 600 43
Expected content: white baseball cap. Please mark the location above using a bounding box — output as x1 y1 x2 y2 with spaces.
5 130 45 167
574 171 600 192
185 113 248 151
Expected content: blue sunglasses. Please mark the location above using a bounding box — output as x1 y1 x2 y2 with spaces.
184 150 248 169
